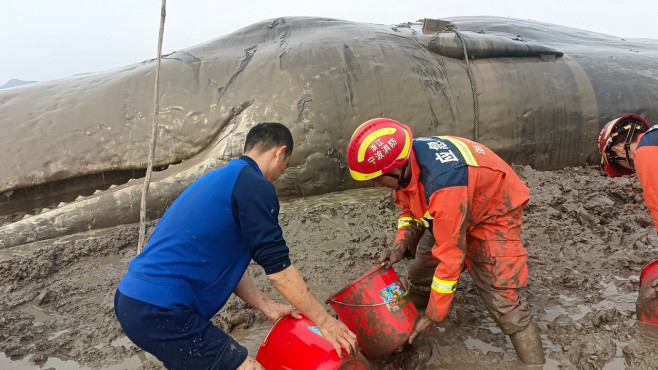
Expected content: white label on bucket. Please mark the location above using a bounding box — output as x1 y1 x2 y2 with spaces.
308 325 324 337
380 282 408 312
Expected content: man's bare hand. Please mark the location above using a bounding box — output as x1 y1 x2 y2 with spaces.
264 302 302 322
316 316 358 358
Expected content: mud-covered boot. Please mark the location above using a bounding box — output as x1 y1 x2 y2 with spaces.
509 323 545 366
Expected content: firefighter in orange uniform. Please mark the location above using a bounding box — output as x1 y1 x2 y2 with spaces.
598 113 658 324
346 118 545 366
598 114 658 230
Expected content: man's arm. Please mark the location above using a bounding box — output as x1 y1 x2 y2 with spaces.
267 265 357 357
635 146 658 231
233 273 298 322
381 195 426 267
409 187 468 343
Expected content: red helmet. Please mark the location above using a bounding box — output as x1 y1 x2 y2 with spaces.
346 118 413 181
598 114 650 177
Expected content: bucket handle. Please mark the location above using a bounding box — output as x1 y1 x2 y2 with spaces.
327 289 410 308
260 314 288 347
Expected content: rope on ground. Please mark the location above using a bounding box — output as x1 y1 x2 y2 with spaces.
138 0 167 254
449 27 480 142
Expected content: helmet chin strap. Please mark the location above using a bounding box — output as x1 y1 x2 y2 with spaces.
623 123 637 168
382 162 411 190
397 162 411 189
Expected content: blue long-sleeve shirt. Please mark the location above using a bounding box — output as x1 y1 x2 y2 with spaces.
118 156 291 320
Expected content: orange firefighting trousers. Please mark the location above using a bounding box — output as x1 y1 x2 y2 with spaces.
406 206 531 334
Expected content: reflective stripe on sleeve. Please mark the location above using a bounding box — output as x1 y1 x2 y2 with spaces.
397 216 414 229
432 276 457 294
397 216 428 229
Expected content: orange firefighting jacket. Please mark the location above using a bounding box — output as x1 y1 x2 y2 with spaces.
635 125 658 230
394 136 529 322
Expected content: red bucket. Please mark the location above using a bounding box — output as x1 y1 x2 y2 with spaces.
325 263 419 358
637 260 658 325
256 314 370 369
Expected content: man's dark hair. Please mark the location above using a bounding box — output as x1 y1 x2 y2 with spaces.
244 122 294 157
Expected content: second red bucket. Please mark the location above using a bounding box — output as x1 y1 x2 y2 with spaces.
325 263 419 358
637 259 658 325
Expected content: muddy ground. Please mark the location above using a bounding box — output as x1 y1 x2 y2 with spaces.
1 165 657 370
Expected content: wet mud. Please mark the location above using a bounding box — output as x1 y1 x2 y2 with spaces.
1 165 657 369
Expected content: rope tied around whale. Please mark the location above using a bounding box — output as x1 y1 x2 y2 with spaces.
448 26 480 142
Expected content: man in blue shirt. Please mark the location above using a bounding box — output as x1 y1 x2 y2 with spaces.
115 122 357 369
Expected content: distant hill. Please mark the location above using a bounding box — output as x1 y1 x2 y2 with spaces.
0 79 38 89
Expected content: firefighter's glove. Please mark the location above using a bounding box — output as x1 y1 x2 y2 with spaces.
379 242 408 268
408 315 435 345
379 222 425 268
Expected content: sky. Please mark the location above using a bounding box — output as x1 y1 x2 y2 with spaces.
2 0 657 85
